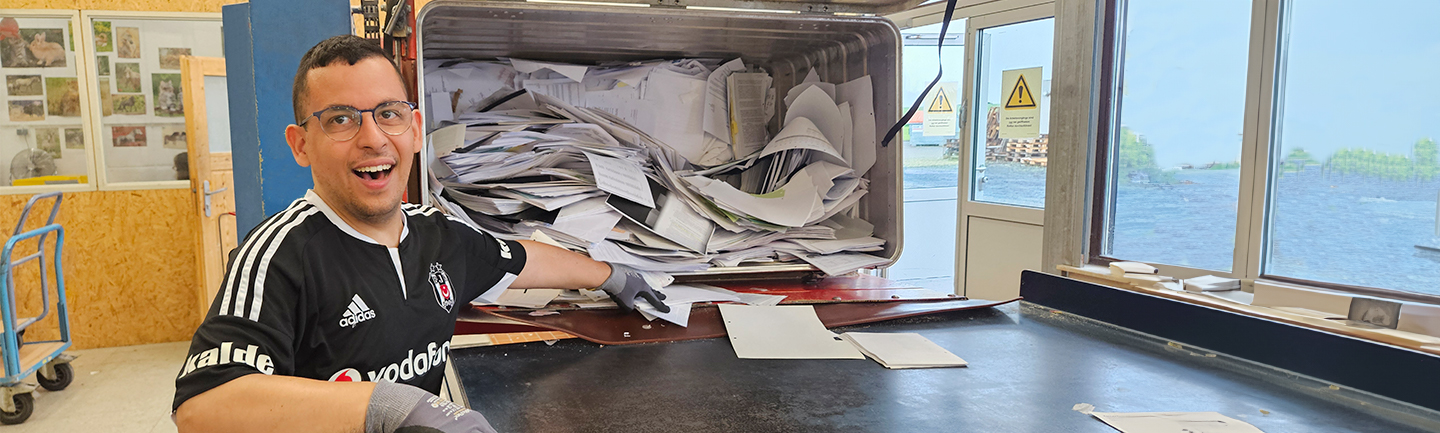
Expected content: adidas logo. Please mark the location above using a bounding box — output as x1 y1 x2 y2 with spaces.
339 294 377 328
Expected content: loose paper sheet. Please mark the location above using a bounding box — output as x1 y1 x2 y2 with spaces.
1089 412 1265 433
840 332 967 369
584 151 655 208
718 304 864 359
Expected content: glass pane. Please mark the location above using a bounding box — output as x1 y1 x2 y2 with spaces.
1 15 91 187
970 18 1053 208
1266 0 1440 294
91 17 222 183
888 19 965 292
1102 1 1251 272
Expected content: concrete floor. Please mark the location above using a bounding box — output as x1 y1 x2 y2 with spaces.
6 341 185 433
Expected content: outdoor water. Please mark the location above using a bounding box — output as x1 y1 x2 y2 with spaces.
903 162 1440 296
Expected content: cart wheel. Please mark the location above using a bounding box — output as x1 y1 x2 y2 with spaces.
0 393 32 425
38 363 73 391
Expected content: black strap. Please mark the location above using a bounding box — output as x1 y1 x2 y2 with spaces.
881 0 961 147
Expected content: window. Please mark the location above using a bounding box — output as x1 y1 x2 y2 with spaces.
969 17 1052 208
0 12 94 189
1096 0 1440 300
1264 0 1440 295
85 14 222 186
1100 0 1252 272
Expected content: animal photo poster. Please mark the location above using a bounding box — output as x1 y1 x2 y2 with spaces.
112 94 145 115
99 78 113 116
1 28 66 68
116 26 139 59
115 62 141 92
97 55 110 76
5 75 42 96
35 128 61 159
162 125 187 149
158 48 190 70
64 127 84 150
112 125 147 147
8 100 44 122
152 73 183 117
45 77 80 117
93 21 113 52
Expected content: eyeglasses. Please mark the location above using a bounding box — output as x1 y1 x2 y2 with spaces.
298 100 417 142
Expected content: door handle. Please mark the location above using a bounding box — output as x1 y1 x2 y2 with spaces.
203 180 228 217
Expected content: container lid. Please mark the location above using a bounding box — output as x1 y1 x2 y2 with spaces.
427 0 926 16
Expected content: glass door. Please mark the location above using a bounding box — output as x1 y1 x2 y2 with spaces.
956 5 1054 300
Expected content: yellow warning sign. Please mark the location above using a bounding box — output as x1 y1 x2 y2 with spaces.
999 67 1042 139
1005 74 1037 110
928 87 954 113
923 82 958 137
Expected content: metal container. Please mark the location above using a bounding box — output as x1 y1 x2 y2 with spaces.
417 0 906 277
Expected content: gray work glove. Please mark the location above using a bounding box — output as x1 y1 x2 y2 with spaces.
367 381 498 433
599 263 670 313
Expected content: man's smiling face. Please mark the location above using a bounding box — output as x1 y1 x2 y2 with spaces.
286 57 420 224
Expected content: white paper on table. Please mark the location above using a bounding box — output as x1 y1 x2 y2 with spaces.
1089 412 1265 433
682 165 821 227
839 332 967 369
486 289 563 309
656 284 742 305
636 301 693 327
837 75 877 177
798 252 888 276
509 58 588 83
584 151 655 208
703 59 746 145
784 86 849 162
736 293 787 306
718 304 864 359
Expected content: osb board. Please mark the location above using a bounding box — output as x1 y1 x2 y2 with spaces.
10 0 243 12
0 189 201 349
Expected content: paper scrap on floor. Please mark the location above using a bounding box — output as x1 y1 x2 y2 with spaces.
718 304 863 359
1089 411 1264 433
839 332 967 369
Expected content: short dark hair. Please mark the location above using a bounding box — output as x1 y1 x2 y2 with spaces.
291 35 405 124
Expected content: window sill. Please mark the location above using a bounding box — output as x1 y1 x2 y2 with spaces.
1057 264 1440 356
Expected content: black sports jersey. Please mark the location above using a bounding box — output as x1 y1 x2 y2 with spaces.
173 190 527 411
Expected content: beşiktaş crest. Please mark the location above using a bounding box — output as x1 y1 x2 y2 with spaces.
429 262 455 312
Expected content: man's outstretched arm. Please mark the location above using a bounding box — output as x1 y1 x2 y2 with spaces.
175 374 372 433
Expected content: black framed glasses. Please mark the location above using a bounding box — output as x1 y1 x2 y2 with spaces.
298 100 417 142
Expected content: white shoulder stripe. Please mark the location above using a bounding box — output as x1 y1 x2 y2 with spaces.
218 200 307 316
247 207 322 321
228 204 313 318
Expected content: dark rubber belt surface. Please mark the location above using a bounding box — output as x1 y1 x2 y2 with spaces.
451 304 1432 433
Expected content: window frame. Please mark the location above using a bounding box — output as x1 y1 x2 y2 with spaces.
0 9 101 196
77 10 222 192
1085 0 1440 304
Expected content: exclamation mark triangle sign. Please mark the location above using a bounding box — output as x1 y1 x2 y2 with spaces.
928 87 953 112
1005 75 1037 109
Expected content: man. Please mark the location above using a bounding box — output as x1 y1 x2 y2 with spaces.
173 35 668 433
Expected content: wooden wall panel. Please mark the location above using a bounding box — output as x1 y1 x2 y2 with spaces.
1 190 201 349
11 0 244 13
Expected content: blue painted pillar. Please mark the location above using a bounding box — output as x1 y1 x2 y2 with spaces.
224 0 351 234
